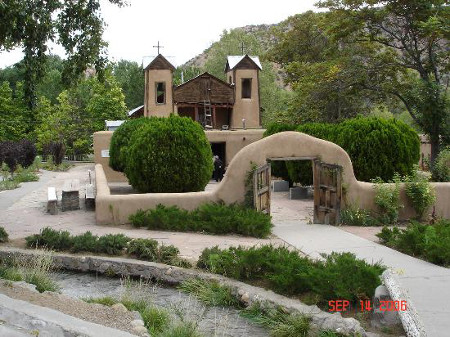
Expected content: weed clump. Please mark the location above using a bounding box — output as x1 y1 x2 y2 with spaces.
0 227 9 243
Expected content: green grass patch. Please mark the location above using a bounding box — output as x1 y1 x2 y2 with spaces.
25 228 191 267
377 220 450 266
129 202 273 238
197 245 384 307
84 296 118 306
0 253 59 293
178 278 240 307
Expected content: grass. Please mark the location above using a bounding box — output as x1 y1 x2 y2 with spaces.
25 228 191 267
129 202 273 238
377 219 450 266
178 278 240 307
0 253 59 293
84 277 203 337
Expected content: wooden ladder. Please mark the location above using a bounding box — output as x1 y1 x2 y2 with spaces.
203 77 213 129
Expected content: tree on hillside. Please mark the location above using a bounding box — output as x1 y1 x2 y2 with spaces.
317 0 450 163
203 29 292 125
112 60 145 109
269 11 383 123
0 0 125 110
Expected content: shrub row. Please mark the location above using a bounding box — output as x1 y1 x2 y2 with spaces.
129 203 273 238
25 228 190 267
0 139 37 173
109 116 213 193
264 117 420 182
377 220 450 266
197 245 385 306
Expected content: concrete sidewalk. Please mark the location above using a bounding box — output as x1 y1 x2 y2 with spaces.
273 221 450 337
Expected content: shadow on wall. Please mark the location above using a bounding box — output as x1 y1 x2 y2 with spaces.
95 132 450 225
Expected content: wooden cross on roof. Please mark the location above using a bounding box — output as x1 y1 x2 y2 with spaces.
153 41 164 54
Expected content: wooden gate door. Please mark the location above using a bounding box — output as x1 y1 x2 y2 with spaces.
253 163 271 214
313 159 342 225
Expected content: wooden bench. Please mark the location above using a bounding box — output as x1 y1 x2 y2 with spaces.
85 183 95 211
47 187 57 215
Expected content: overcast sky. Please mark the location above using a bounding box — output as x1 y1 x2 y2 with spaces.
0 0 318 69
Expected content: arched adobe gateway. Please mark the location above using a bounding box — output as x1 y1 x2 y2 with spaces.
95 131 450 225
214 131 358 224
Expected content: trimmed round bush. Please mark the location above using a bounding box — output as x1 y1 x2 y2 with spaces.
109 117 152 172
265 117 420 182
124 115 213 193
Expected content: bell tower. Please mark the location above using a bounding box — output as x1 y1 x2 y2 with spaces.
225 55 262 128
144 54 175 117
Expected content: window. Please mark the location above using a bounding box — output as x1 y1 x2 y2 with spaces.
229 76 232 84
156 82 165 104
242 78 251 99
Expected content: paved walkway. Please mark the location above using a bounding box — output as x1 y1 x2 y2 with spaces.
272 217 450 337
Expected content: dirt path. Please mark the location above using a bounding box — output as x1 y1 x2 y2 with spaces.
0 279 145 336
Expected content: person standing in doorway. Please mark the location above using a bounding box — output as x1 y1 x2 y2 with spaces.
213 155 224 182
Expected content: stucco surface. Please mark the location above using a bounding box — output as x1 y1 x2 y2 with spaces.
96 131 450 225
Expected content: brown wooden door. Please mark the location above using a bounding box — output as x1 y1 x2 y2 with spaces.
253 163 271 214
313 159 342 225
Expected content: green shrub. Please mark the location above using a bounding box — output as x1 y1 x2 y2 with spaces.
265 117 420 182
373 175 402 224
96 234 130 255
129 203 273 238
377 220 450 266
432 146 450 182
340 207 379 226
109 117 152 172
24 228 188 267
124 115 213 193
127 238 184 265
25 227 73 251
0 227 9 243
197 245 384 306
71 231 99 253
404 168 436 219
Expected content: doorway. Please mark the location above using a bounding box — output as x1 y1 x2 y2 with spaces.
210 142 226 165
255 158 342 225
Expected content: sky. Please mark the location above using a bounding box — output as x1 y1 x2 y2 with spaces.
0 0 318 69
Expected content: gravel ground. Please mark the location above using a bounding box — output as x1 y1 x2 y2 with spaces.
0 279 143 336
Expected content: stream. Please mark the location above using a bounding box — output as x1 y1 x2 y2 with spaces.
51 271 269 337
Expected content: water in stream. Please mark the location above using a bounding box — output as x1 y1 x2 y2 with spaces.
51 271 269 337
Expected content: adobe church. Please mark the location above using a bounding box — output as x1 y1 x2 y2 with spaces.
95 53 266 183
143 53 262 129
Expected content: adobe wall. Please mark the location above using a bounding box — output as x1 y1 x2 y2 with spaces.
93 129 265 182
230 69 260 128
95 131 450 225
144 69 174 117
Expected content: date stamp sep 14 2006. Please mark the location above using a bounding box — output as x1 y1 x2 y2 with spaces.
328 300 408 312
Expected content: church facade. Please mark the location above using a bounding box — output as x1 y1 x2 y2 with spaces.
144 54 262 130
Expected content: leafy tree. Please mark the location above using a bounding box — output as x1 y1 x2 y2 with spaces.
316 0 450 163
112 60 145 110
0 81 27 141
173 66 202 86
0 0 125 109
35 72 127 159
268 11 379 123
86 73 128 132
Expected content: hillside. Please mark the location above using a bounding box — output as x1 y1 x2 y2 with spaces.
184 23 278 69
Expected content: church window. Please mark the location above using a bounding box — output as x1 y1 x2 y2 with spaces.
156 82 165 104
242 78 251 99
